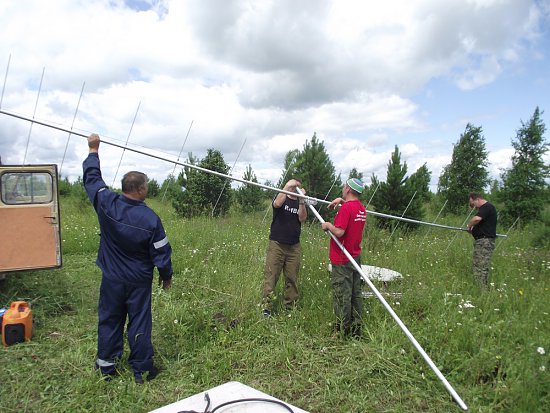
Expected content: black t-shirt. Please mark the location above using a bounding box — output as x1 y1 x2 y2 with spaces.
472 201 497 239
269 196 301 245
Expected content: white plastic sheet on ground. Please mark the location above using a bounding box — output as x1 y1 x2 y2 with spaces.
328 264 403 282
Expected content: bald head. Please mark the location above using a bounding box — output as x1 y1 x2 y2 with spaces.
122 171 148 199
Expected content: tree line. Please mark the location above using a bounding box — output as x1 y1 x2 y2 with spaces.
60 107 549 228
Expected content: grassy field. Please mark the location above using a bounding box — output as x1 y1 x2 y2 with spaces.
0 197 549 413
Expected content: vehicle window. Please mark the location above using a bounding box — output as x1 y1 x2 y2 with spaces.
1 172 53 204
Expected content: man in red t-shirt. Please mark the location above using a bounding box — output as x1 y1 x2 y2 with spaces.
321 178 366 337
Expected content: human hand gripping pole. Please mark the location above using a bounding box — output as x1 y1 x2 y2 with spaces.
88 133 100 153
296 187 468 411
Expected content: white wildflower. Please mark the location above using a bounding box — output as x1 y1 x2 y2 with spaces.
537 347 545 355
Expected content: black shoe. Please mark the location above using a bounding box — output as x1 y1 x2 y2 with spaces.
350 324 362 339
135 365 160 384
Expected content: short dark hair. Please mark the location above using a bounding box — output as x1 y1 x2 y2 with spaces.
469 192 482 200
122 171 148 193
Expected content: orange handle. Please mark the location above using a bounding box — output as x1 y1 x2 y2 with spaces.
10 301 28 312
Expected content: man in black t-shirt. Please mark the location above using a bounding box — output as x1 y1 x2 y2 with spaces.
467 192 497 289
261 179 307 316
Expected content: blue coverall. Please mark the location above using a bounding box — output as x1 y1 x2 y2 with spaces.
83 153 173 379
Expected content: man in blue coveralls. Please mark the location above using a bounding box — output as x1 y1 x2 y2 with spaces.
83 133 173 384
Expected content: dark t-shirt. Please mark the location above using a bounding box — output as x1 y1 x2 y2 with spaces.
472 201 497 239
269 196 301 245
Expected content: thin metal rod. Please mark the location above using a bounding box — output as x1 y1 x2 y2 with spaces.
211 137 247 217
494 216 519 252
365 181 380 210
297 187 468 411
112 101 141 187
161 120 194 202
388 190 417 240
303 171 342 233
0 54 11 109
0 108 507 237
60 81 85 175
316 171 340 212
444 208 475 252
421 199 448 245
23 67 45 164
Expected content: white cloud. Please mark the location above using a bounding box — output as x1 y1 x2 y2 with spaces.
0 0 547 189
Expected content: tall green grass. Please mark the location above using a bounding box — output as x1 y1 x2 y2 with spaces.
0 197 548 412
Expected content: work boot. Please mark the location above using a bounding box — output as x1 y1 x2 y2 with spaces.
135 365 160 384
350 324 362 339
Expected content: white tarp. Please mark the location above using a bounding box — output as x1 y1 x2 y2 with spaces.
328 264 403 282
149 381 309 413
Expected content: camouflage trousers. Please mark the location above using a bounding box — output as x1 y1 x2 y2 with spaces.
330 256 363 335
472 237 495 289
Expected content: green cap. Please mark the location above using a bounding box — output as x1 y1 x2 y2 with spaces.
346 178 364 194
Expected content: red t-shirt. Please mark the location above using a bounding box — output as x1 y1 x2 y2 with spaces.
329 199 366 264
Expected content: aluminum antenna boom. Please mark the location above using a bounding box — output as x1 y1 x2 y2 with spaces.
297 187 468 411
0 108 506 237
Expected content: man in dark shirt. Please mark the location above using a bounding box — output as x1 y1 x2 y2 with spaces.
83 133 173 383
467 192 497 289
261 179 307 316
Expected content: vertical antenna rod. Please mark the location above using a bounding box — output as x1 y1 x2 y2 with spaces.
23 66 45 164
112 101 141 187
60 81 85 175
211 137 247 217
0 54 11 109
161 120 194 203
388 190 417 240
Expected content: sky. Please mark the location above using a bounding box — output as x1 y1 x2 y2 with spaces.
0 0 549 192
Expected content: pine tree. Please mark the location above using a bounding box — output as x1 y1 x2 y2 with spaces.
293 133 341 219
500 107 549 225
277 149 300 187
159 173 179 202
408 163 432 203
235 164 265 213
172 149 230 217
437 124 490 213
146 178 160 198
348 168 363 180
372 146 410 228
